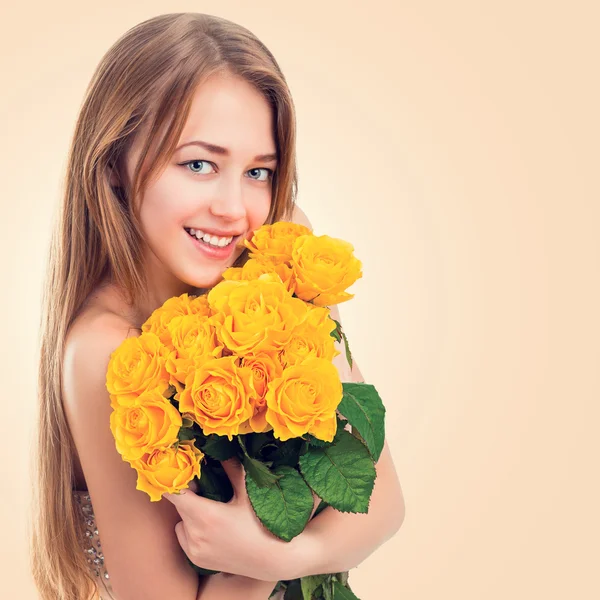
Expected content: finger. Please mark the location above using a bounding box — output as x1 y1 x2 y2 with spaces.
163 489 189 511
175 521 198 564
219 457 246 498
174 520 193 557
163 487 208 517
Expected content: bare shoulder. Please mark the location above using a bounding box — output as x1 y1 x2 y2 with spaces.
65 308 138 362
286 204 314 231
62 304 199 598
66 283 140 353
63 310 138 413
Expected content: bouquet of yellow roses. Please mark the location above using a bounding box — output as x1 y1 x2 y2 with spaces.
106 222 386 600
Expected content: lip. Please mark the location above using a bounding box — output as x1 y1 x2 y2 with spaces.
184 228 242 260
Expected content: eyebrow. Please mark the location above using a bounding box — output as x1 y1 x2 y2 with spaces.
176 140 278 163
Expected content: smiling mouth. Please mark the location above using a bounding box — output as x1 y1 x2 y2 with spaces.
184 228 236 245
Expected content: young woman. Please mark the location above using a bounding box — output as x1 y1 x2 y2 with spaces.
30 12 405 600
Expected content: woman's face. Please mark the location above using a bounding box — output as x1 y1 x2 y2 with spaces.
123 72 277 292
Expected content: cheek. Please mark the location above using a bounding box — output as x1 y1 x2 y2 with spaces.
139 186 190 232
247 195 273 228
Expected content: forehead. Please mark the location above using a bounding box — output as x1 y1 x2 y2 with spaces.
124 74 277 182
178 73 275 153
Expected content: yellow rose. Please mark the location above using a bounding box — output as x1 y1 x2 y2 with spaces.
265 356 343 442
130 440 203 502
279 305 340 368
238 353 282 434
142 293 211 347
176 356 255 440
291 235 363 306
207 274 309 356
110 389 182 461
106 332 171 407
244 222 312 264
165 314 224 393
222 258 296 295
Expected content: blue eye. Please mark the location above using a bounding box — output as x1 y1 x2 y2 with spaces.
180 160 215 175
247 167 273 182
179 160 274 182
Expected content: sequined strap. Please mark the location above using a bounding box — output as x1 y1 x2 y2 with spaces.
72 490 113 595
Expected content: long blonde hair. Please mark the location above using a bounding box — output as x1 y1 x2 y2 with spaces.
29 13 298 600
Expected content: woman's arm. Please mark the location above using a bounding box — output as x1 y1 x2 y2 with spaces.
197 573 278 600
164 456 322 584
65 313 284 599
284 438 405 579
278 206 405 580
62 314 202 600
283 333 405 579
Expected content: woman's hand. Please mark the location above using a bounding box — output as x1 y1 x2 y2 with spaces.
163 457 321 582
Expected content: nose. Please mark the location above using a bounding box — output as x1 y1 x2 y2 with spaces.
209 176 246 221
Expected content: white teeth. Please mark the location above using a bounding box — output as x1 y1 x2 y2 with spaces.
186 228 233 247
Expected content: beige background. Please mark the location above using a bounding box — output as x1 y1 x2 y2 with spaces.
1 1 598 598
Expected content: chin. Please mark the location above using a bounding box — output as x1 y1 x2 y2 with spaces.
176 248 245 292
189 275 222 293
187 267 230 292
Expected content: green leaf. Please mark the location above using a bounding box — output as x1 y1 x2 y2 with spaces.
329 318 352 368
314 586 326 600
350 428 365 445
301 574 329 600
238 435 282 487
284 578 304 600
339 330 353 369
332 580 360 600
200 433 239 461
329 317 342 343
270 581 288 599
263 437 306 468
299 430 376 513
321 577 334 600
177 427 197 443
197 459 234 502
338 382 386 462
259 442 282 460
246 466 314 541
313 499 329 518
243 454 282 487
246 431 277 457
181 417 195 428
305 434 330 448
